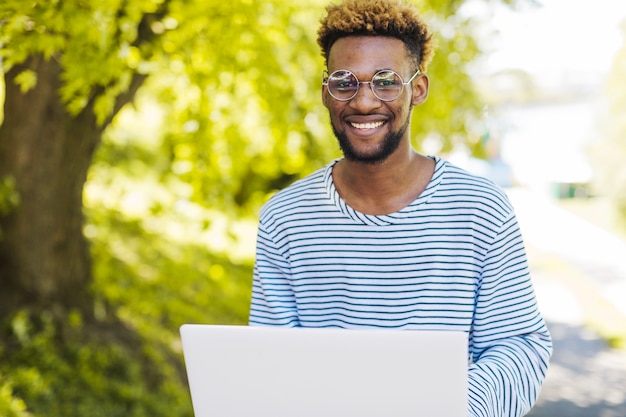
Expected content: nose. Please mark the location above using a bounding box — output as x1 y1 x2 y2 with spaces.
349 82 382 111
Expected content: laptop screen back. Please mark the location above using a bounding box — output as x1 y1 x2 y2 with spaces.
180 324 468 417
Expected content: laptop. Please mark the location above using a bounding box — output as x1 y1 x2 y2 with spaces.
180 324 468 417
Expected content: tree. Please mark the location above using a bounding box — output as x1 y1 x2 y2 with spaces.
0 0 169 316
0 0 512 414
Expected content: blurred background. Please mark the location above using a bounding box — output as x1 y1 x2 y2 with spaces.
0 0 625 416
455 2 626 416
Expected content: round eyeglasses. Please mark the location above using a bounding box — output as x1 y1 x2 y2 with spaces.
322 69 421 102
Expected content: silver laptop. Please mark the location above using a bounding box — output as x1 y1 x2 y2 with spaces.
180 324 468 417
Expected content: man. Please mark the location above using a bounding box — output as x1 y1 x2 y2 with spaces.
249 0 552 416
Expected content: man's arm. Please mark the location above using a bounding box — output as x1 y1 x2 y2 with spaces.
249 221 300 327
468 214 552 417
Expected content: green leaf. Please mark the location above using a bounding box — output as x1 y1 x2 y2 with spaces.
13 70 37 93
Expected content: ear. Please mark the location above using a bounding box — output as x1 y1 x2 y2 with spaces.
322 84 330 108
410 74 429 106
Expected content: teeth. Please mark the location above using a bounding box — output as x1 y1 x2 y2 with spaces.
351 121 384 129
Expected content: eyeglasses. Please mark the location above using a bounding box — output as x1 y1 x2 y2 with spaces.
322 69 421 102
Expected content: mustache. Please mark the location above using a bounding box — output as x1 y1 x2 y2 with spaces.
330 114 410 165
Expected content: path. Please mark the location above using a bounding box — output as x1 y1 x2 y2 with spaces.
506 188 626 417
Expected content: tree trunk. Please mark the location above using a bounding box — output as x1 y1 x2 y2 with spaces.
0 3 166 325
0 55 103 317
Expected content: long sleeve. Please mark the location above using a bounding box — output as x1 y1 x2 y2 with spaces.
249 219 300 327
247 159 552 416
468 214 552 417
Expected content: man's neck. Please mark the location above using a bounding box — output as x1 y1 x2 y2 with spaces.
332 149 435 215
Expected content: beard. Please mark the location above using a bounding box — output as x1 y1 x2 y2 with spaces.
331 114 411 165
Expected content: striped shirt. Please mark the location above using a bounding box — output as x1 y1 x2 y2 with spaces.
249 156 552 417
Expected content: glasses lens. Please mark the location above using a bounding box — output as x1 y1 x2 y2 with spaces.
327 70 359 100
371 71 403 101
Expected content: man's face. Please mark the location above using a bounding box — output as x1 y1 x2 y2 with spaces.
322 36 427 164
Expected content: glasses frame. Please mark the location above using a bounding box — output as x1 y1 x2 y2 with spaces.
322 68 421 102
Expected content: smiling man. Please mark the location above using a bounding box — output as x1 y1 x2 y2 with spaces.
325 36 422 165
249 1 552 416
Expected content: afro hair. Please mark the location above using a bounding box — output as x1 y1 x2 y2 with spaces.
317 0 434 73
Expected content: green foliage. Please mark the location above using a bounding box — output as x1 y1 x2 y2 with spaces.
413 7 485 156
150 0 334 213
13 70 37 93
590 23 626 229
1 310 192 417
0 0 163 122
1 186 252 417
0 175 20 239
0 176 19 216
0 378 31 417
88 204 253 329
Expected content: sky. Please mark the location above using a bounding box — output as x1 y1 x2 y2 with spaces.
455 0 626 191
474 0 626 85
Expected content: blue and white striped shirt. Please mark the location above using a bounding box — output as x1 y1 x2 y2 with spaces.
249 156 552 417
